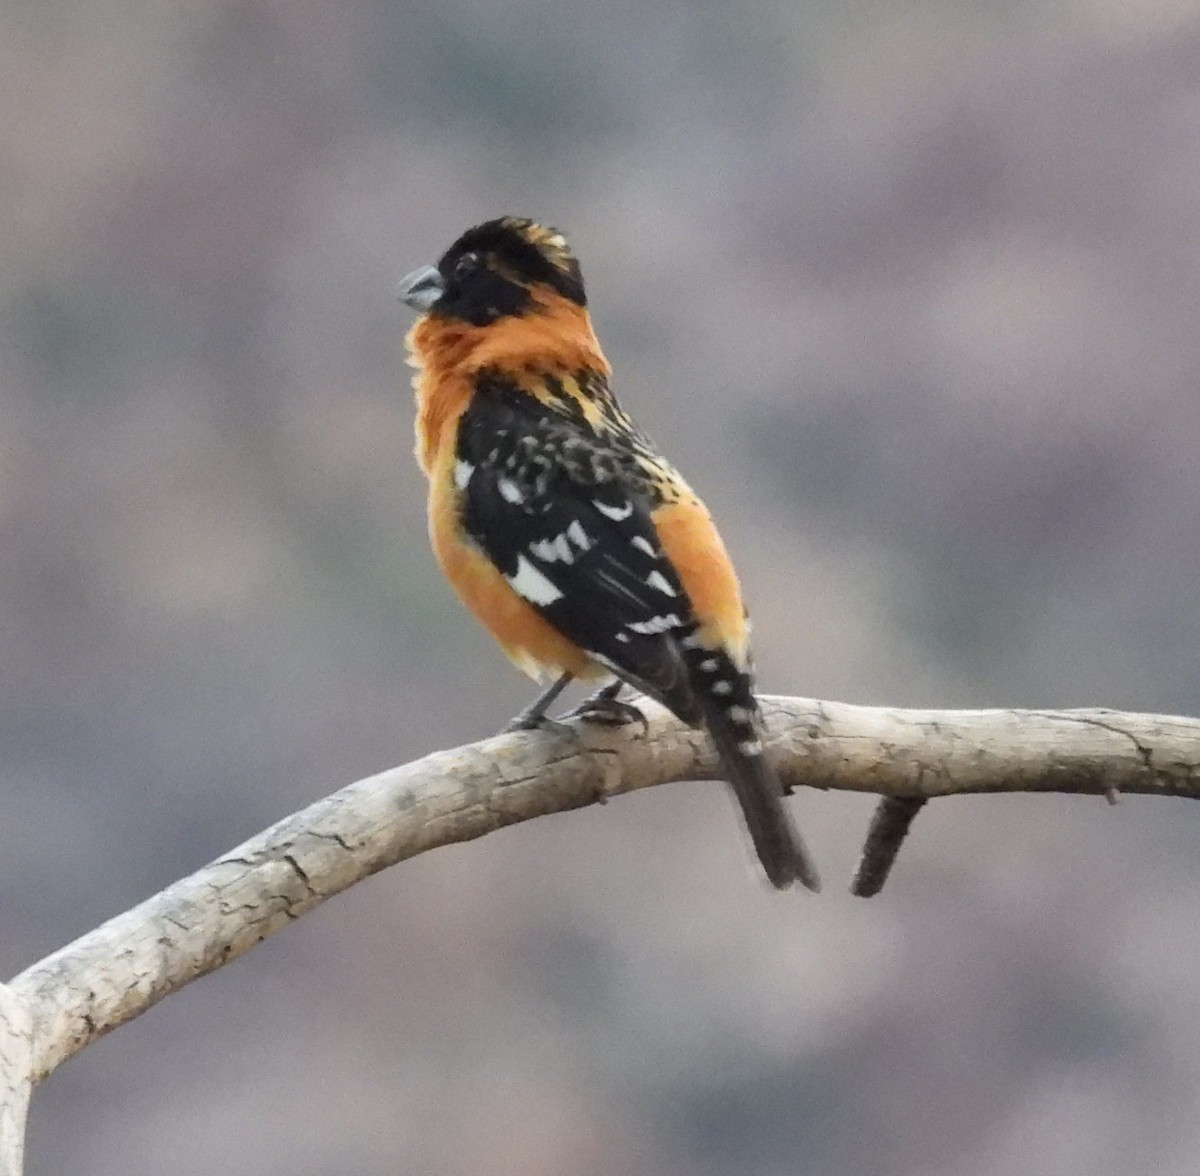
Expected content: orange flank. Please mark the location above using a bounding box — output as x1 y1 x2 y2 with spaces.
651 497 750 668
426 442 601 682
411 286 610 681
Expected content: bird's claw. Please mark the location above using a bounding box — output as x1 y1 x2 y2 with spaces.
501 713 575 737
564 695 649 733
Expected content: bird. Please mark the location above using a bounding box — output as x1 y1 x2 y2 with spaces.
398 216 819 891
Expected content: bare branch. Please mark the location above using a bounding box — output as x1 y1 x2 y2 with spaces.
0 984 32 1175
8 696 1200 1099
850 797 928 897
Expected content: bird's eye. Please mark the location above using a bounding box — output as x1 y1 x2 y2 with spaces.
454 252 481 280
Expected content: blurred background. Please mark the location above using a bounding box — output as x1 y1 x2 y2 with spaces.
3 1 1200 1172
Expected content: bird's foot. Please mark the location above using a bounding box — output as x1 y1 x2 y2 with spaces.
501 710 575 736
563 682 649 733
500 673 575 734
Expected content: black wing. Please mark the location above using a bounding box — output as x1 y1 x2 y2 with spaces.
455 375 703 723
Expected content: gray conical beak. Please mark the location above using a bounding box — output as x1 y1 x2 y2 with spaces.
398 265 445 312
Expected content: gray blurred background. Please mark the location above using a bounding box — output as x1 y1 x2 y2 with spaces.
4 1 1200 1173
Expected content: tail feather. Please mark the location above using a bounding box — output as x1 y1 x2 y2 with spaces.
641 634 820 890
701 697 821 892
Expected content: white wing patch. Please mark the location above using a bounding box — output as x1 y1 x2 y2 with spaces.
506 555 563 605
631 536 656 557
498 478 524 504
530 534 575 564
645 570 677 597
566 520 591 550
627 613 682 635
454 460 475 490
594 499 633 521
528 520 594 565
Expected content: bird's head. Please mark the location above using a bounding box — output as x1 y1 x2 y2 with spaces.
398 217 586 326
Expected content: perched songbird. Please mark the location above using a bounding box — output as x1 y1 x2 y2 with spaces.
399 217 819 891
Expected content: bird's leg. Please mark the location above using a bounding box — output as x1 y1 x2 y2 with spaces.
502 673 574 733
564 679 648 731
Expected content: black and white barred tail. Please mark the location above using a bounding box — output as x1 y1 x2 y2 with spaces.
686 648 821 891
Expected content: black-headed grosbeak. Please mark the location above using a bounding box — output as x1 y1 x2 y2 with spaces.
399 217 819 891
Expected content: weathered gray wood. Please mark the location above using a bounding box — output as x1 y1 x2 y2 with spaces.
763 701 1197 800
0 985 31 1176
9 698 1200 1104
